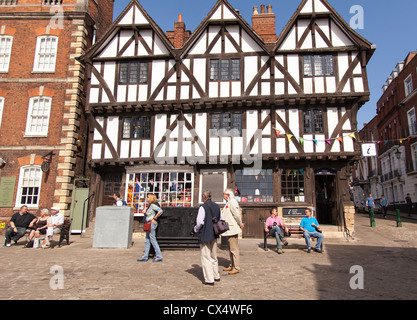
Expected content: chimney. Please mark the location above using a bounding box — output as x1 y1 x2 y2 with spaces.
167 14 191 49
252 4 278 43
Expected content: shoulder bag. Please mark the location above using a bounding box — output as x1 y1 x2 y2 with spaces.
207 202 229 236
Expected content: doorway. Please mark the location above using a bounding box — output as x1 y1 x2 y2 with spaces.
315 173 336 224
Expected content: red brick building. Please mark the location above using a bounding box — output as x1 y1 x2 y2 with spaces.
0 0 114 229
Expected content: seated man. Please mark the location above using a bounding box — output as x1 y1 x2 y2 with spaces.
265 208 288 254
45 207 64 248
300 208 324 253
4 205 37 247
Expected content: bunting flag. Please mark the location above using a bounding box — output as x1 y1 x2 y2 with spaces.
299 137 304 144
293 170 297 177
348 133 357 140
337 136 343 143
400 139 403 144
286 134 293 142
274 129 281 138
325 139 332 145
312 139 318 144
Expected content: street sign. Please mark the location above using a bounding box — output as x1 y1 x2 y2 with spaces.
361 143 377 157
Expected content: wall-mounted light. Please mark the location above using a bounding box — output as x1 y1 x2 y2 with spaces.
395 149 402 160
0 158 6 168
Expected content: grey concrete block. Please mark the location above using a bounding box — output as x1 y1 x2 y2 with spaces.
93 206 134 248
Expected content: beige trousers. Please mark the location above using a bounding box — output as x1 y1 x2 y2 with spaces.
226 234 240 271
200 240 220 283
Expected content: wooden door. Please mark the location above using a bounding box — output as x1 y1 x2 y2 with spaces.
242 207 272 239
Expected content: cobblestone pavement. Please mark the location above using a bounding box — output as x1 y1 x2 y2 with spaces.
1 212 417 300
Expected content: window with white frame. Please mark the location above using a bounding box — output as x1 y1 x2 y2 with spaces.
412 143 417 172
33 35 58 72
405 74 413 97
16 166 42 208
25 96 52 136
0 35 13 72
408 108 417 136
0 97 4 128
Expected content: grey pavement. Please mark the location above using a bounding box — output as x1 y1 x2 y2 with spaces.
1 212 417 300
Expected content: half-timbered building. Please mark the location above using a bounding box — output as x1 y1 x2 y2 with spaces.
81 0 375 238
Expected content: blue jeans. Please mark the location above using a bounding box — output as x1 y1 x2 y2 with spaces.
5 227 27 244
269 226 284 250
303 231 323 250
142 222 162 260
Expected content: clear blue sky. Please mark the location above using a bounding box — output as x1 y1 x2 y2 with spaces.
113 0 417 130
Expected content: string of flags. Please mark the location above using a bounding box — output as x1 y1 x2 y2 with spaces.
273 128 357 145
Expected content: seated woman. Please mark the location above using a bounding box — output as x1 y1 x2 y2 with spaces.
24 208 50 248
264 208 288 254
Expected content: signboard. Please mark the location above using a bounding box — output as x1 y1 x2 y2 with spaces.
361 143 377 157
283 207 307 217
0 177 16 207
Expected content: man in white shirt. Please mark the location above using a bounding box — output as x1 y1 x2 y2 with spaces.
49 207 64 234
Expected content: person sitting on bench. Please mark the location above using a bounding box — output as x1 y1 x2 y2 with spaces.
4 205 37 247
300 208 323 253
264 208 288 254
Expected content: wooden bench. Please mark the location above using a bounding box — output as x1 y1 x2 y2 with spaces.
24 218 72 248
263 223 322 251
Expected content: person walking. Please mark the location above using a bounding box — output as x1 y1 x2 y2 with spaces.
221 188 244 275
381 195 389 219
406 193 413 217
366 193 375 213
194 190 221 286
137 193 163 262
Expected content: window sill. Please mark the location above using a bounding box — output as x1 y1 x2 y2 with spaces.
24 134 48 138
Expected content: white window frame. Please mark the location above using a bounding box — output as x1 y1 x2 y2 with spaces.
15 165 42 209
405 74 413 97
25 96 52 136
408 108 417 136
33 35 58 72
0 97 4 128
0 35 13 73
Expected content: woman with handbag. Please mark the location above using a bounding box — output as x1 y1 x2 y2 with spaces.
221 188 244 275
137 193 163 262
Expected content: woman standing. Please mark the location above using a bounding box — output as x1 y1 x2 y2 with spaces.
137 193 163 262
221 188 244 274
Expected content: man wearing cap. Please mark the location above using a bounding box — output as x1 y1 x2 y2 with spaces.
49 207 64 234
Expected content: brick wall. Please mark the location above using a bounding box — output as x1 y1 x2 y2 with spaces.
0 0 114 223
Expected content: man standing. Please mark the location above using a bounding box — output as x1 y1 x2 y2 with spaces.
194 190 221 286
4 205 37 247
299 208 324 253
406 193 413 217
221 188 244 275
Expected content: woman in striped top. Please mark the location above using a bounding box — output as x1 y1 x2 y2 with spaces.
137 193 163 262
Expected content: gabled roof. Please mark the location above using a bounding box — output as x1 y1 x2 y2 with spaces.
179 0 270 59
80 0 175 62
275 0 374 59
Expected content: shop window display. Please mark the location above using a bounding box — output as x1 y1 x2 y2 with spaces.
126 171 193 214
